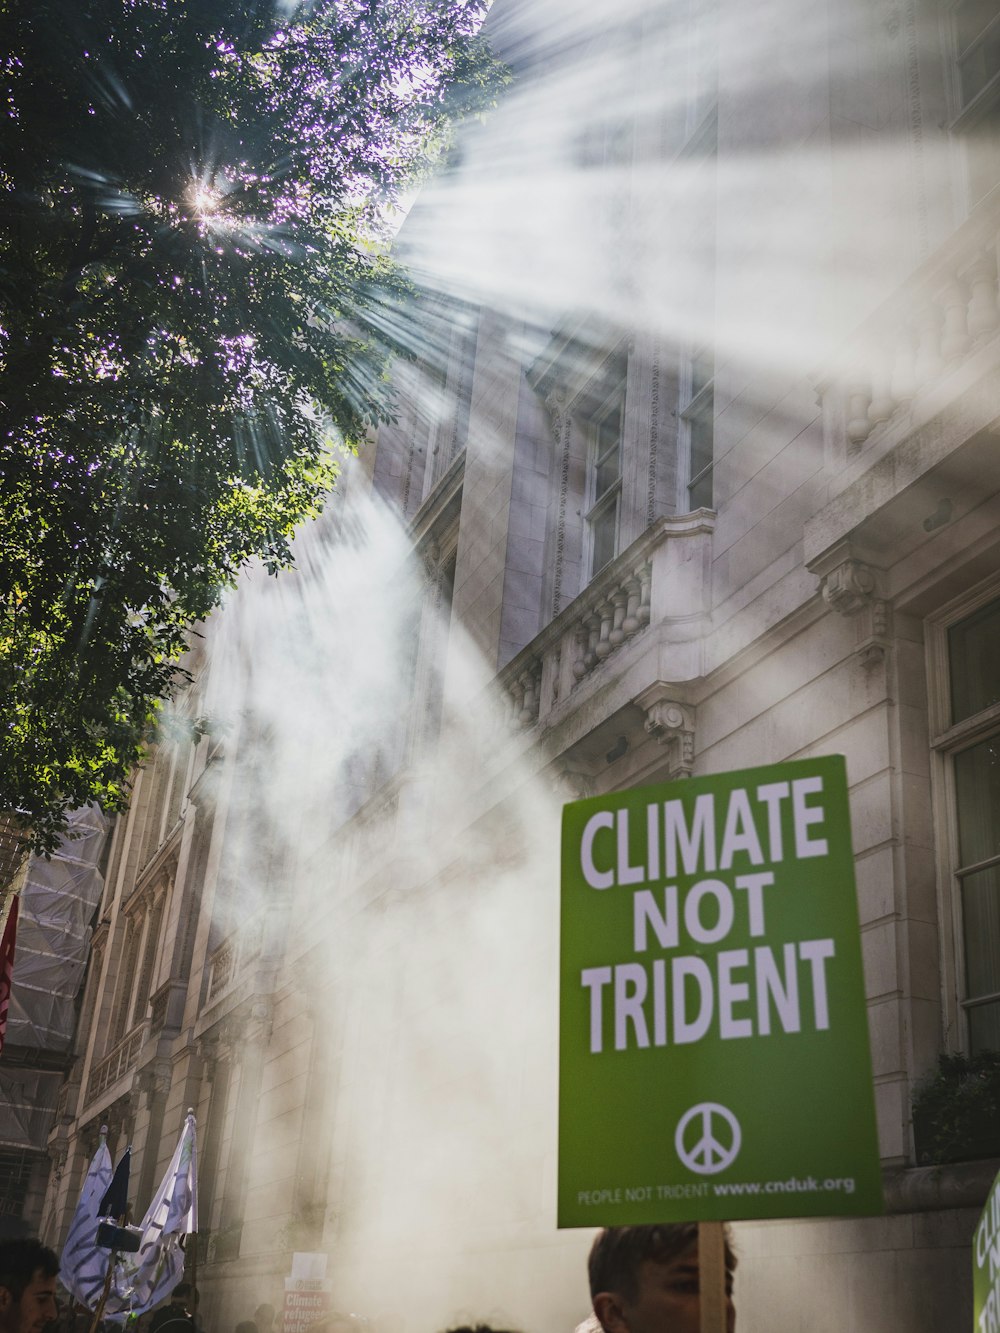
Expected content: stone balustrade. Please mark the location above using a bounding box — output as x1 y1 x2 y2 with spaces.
207 937 236 1002
817 197 1000 462
206 911 267 1004
503 658 543 730
88 1025 144 1100
497 511 713 733
571 559 652 682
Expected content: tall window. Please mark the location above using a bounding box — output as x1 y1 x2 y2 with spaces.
955 0 1000 113
676 94 716 512
586 383 625 578
109 917 142 1047
951 1 1000 203
944 596 1000 1052
683 344 715 510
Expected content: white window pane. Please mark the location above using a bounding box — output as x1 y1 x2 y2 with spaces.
955 738 1000 867
949 596 1000 723
969 1001 1000 1054
591 500 618 576
962 865 1000 1001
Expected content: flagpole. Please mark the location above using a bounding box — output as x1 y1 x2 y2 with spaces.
88 1248 118 1333
189 1234 197 1333
89 1143 132 1333
187 1109 198 1333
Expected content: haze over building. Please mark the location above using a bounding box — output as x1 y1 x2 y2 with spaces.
26 2 1000 1330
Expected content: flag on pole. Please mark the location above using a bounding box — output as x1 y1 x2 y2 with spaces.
60 1129 114 1309
106 1111 197 1319
99 1147 132 1221
0 895 19 1058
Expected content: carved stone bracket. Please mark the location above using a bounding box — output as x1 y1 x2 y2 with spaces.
550 762 595 802
78 1118 109 1156
813 547 892 662
222 996 275 1050
644 701 696 778
821 558 877 616
195 1034 224 1083
855 597 892 666
249 996 274 1038
47 1144 67 1175
134 1058 172 1108
634 682 696 779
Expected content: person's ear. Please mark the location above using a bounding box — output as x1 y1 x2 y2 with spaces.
0 1287 13 1315
593 1291 630 1333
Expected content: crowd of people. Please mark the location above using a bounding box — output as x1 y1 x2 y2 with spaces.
0 1224 737 1333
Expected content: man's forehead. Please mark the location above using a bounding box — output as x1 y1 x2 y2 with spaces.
25 1271 57 1290
642 1247 698 1273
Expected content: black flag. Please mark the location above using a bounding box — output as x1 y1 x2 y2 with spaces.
99 1147 131 1221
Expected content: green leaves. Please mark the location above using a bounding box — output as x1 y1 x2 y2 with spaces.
0 0 500 852
911 1051 1000 1166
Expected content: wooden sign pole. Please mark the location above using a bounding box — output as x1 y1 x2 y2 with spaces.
698 1220 727 1333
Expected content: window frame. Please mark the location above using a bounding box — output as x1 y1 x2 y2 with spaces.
584 378 626 580
951 0 1000 124
945 0 1000 205
681 342 716 512
927 579 1000 1054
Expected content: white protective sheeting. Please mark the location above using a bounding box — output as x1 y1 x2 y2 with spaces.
5 805 109 1050
0 1067 64 1150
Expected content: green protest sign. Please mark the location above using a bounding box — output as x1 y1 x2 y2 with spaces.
974 1167 1000 1333
558 754 883 1225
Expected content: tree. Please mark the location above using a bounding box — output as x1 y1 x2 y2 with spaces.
0 0 502 853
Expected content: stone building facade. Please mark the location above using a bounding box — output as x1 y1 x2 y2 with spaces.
41 2 999 1331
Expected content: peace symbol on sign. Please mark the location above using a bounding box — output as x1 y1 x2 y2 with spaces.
675 1102 742 1175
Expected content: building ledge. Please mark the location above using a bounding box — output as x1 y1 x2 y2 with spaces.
883 1156 999 1213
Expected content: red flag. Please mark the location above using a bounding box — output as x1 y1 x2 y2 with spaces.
0 895 19 1057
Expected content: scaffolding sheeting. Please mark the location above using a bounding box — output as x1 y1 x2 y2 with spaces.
0 1068 63 1151
4 805 109 1053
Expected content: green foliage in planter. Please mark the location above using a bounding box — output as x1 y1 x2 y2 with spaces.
911 1049 1000 1166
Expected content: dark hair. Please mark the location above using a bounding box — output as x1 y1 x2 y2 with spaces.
588 1225 736 1301
443 1326 520 1333
0 1239 59 1301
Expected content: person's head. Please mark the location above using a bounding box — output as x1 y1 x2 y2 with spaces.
253 1308 274 1331
170 1284 196 1312
443 1326 520 1333
0 1240 59 1333
589 1225 736 1333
